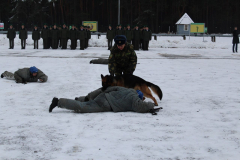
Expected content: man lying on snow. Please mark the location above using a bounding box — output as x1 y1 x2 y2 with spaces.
49 86 162 115
1 66 48 84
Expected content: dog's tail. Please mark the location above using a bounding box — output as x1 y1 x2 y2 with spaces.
146 82 163 100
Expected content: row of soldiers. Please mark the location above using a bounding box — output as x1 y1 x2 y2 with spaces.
106 24 152 50
7 23 91 50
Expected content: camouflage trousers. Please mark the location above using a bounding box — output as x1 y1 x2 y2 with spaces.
1 71 15 80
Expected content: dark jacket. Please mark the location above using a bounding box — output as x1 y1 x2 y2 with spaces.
51 28 59 39
142 29 152 41
19 28 28 40
41 27 49 39
7 28 16 40
125 29 133 41
107 29 115 40
133 29 141 41
14 68 48 83
69 28 78 39
232 30 239 44
32 29 40 40
60 28 69 39
78 29 86 40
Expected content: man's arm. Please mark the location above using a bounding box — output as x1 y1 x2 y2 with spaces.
37 69 48 82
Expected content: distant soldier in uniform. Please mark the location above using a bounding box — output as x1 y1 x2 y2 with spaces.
60 23 69 49
125 24 133 44
19 23 28 49
132 25 141 50
84 26 88 49
115 24 125 35
7 24 16 49
1 66 48 84
41 23 49 49
142 26 152 51
78 25 86 50
51 24 59 49
32 25 40 49
139 26 144 49
108 35 137 76
69 24 78 50
106 24 115 50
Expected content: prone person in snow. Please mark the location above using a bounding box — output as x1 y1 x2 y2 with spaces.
49 86 162 115
101 74 163 106
1 66 48 84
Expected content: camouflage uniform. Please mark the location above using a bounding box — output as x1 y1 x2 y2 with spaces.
108 42 137 76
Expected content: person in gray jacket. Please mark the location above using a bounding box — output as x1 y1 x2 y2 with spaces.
49 86 156 114
1 66 48 84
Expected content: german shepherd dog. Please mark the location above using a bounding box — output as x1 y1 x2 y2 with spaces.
101 74 163 106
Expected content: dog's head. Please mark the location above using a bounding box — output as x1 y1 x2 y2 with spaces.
101 74 114 90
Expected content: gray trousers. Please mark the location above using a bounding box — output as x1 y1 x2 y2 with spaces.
2 71 15 80
58 93 112 113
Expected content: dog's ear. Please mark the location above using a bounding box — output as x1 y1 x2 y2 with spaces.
101 74 103 79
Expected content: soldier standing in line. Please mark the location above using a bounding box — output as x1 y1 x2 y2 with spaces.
115 24 125 35
69 24 77 50
41 23 49 49
106 24 115 50
7 24 16 49
132 25 141 50
51 24 59 49
19 23 28 49
32 25 40 49
125 24 133 44
60 23 69 49
142 26 152 51
78 25 86 50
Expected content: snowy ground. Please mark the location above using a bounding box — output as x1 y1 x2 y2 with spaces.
0 35 240 160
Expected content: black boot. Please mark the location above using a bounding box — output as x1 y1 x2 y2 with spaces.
1 74 4 78
49 97 59 112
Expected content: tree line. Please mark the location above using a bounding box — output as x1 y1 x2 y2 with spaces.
0 0 239 33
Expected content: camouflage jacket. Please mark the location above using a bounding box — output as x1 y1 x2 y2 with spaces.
108 42 137 75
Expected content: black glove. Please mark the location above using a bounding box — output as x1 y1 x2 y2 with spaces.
149 107 163 115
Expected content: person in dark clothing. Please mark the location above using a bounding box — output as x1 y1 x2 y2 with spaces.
60 23 69 49
32 25 40 49
58 25 62 48
232 27 239 53
19 24 28 49
41 23 49 49
7 24 16 49
106 25 115 50
51 24 59 49
69 25 78 50
125 24 133 44
132 25 141 50
115 24 125 35
142 26 152 51
78 25 86 50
